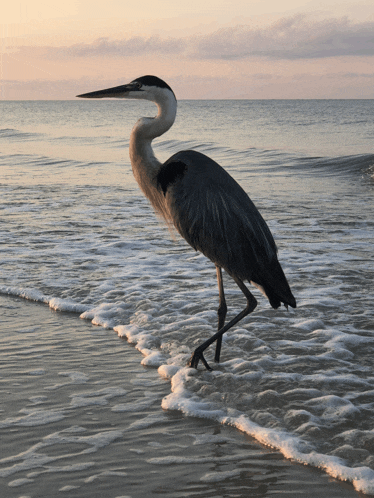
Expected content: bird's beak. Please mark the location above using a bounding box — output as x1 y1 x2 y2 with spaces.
76 82 139 99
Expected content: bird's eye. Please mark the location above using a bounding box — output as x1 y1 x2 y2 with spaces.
135 82 142 90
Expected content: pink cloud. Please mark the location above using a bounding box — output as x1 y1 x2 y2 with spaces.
8 15 374 61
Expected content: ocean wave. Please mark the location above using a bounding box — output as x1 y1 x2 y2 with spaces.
157 139 374 180
0 127 43 141
296 153 374 178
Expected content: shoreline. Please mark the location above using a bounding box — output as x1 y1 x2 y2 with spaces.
0 293 362 497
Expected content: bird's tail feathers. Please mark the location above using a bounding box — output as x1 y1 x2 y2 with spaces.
251 258 296 310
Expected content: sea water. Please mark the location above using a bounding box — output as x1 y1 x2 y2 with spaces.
0 98 373 496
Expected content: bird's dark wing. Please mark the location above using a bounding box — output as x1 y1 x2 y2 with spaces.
157 150 295 308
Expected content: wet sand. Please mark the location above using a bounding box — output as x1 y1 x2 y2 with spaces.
0 294 363 498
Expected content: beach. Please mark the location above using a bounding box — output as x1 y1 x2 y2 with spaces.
0 293 363 497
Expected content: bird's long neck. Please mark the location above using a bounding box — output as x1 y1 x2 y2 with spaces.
129 95 177 220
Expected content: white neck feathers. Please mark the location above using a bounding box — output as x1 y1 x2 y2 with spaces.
129 89 177 221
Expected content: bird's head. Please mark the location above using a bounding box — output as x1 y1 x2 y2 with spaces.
77 75 176 103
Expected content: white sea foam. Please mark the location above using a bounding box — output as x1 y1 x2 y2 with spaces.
45 371 89 391
0 286 50 304
127 413 167 431
27 369 46 376
3 275 374 492
0 285 89 314
8 478 34 487
83 470 128 483
49 298 89 314
0 409 66 429
148 452 257 465
59 485 80 491
200 468 242 482
69 387 128 408
0 428 123 479
111 392 159 413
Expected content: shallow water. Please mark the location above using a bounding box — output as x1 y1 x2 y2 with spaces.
0 99 374 495
0 294 363 498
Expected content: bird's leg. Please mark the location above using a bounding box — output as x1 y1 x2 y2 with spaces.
188 276 257 370
215 266 227 363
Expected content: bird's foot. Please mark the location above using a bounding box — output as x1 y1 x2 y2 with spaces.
188 349 213 371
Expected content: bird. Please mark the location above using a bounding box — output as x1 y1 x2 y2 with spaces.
77 75 296 371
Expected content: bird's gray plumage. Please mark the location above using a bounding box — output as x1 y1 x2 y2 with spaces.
77 75 296 371
158 150 294 310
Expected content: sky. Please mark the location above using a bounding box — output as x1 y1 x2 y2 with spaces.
1 0 374 99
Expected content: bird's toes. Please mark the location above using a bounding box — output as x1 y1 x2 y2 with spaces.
188 352 199 369
188 350 213 371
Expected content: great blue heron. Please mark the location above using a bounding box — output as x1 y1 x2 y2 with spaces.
77 75 296 371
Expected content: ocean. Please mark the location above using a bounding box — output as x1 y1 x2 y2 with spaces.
0 98 373 497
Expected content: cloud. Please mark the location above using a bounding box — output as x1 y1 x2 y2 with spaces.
8 15 374 61
194 15 374 60
9 35 185 60
63 35 185 58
